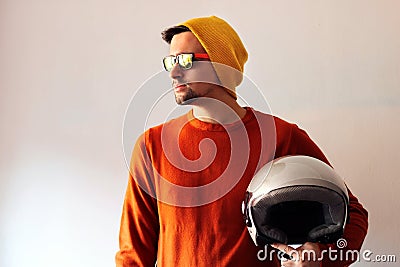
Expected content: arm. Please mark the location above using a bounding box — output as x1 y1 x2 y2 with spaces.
116 134 159 267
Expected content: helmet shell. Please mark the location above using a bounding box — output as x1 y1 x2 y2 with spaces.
243 155 349 245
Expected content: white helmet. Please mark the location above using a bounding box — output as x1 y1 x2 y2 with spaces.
242 155 349 246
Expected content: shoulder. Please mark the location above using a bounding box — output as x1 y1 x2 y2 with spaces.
250 108 297 134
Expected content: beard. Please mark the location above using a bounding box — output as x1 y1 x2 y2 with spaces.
174 86 199 105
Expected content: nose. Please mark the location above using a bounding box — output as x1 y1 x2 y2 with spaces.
169 63 183 79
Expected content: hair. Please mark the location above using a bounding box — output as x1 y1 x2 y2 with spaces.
161 25 191 44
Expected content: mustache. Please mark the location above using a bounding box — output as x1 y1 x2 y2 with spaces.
172 79 189 87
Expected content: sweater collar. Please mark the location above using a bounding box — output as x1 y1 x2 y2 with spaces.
186 107 254 132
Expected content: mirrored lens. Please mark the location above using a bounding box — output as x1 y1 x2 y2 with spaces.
178 54 193 69
163 56 175 71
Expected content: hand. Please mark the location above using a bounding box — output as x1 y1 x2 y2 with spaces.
271 242 322 267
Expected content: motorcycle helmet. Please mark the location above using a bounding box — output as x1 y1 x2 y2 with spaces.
242 155 349 246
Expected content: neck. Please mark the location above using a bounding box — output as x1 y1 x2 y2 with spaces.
191 95 247 124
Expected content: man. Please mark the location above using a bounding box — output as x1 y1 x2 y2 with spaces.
116 16 368 266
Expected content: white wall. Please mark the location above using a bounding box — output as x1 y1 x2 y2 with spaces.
1 0 399 266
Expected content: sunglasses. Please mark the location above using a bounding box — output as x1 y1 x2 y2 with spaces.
163 53 210 72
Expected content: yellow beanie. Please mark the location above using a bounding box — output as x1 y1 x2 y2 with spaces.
180 16 248 99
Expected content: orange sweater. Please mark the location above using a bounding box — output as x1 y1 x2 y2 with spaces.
116 107 368 267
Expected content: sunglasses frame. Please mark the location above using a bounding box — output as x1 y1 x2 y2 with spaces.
163 53 210 72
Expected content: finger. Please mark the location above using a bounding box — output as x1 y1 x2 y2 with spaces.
271 243 295 253
271 243 296 260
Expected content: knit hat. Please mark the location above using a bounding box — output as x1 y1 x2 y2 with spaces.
180 16 248 99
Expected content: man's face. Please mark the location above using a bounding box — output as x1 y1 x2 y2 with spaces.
169 32 220 104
